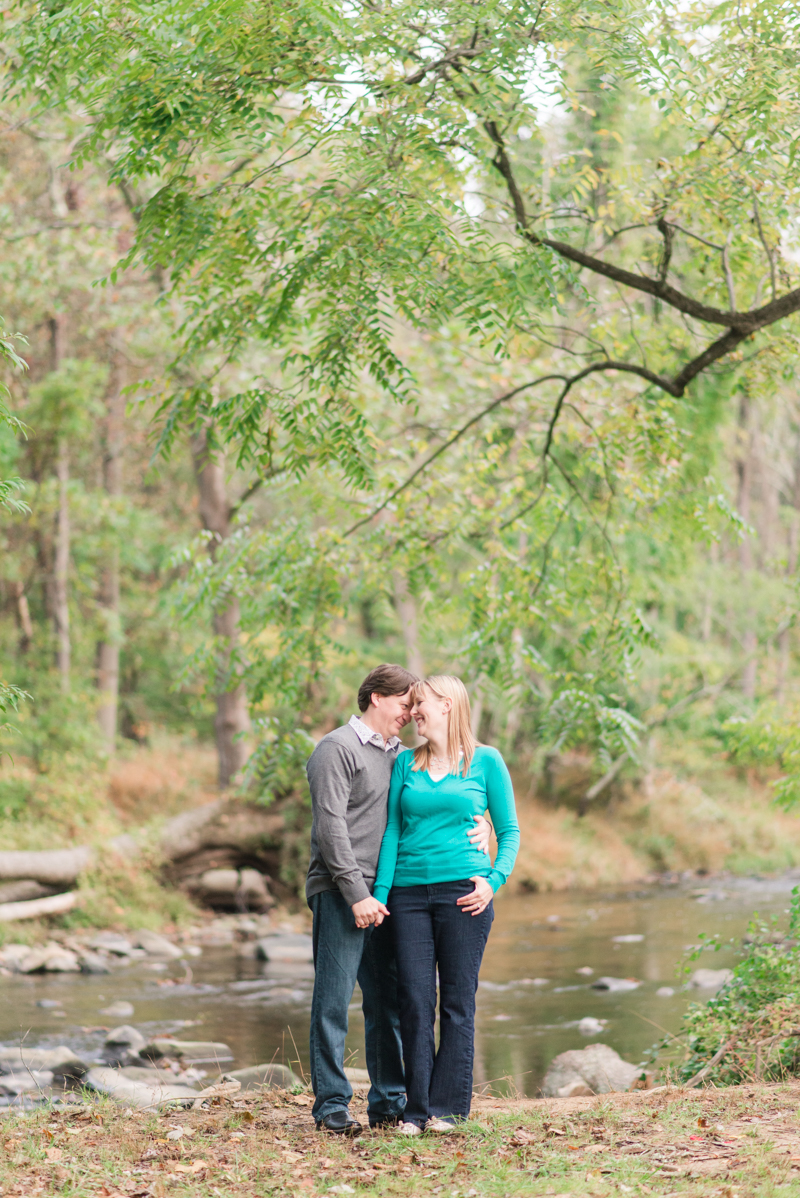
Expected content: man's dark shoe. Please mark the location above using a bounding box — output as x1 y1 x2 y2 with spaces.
316 1110 363 1136
368 1114 404 1130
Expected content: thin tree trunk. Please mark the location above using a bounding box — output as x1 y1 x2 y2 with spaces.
48 314 70 692
14 582 33 653
96 348 125 751
701 541 718 642
736 391 756 700
778 452 800 701
191 428 250 788
54 437 70 691
392 571 425 678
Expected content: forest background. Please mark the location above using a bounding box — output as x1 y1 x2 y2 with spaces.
1 0 800 925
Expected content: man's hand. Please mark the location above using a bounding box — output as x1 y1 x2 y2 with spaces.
351 896 390 928
456 876 494 916
467 813 492 855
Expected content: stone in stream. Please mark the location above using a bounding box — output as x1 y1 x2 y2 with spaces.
141 1038 233 1063
590 976 641 992
100 1000 135 1018
104 1025 146 1052
542 1044 649 1097
79 951 111 975
84 1066 199 1110
656 986 675 997
37 999 62 1009
575 966 594 976
688 968 733 991
133 930 184 959
17 943 81 973
219 1063 302 1092
0 1046 88 1078
256 934 314 963
0 1070 54 1095
90 933 135 956
577 1017 607 1036
611 934 644 943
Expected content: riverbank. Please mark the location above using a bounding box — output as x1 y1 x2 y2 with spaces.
2 731 800 936
1 1079 798 1196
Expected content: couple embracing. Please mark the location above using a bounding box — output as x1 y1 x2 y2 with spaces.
305 664 520 1136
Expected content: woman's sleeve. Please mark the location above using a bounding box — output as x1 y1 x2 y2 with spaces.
485 751 520 892
372 754 406 904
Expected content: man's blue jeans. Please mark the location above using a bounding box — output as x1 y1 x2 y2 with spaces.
309 889 406 1124
390 879 494 1127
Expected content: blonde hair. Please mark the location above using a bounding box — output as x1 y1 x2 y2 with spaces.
412 675 476 778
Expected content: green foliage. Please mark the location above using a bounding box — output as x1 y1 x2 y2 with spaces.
670 889 800 1085
722 704 800 810
244 717 316 806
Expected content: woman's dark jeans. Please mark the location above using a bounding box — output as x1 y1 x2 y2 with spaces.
389 879 494 1127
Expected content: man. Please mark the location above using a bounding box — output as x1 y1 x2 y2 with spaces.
306 663 491 1136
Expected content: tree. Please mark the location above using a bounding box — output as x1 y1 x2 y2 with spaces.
8 0 800 768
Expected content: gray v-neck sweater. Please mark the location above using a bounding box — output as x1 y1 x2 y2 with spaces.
305 724 405 906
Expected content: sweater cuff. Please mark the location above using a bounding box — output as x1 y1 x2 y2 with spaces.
487 869 504 893
373 885 389 904
338 876 371 907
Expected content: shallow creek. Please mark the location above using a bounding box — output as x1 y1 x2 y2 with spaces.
0 874 797 1098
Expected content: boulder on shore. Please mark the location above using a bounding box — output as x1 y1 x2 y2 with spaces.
0 1046 87 1079
220 1063 301 1091
133 930 183 959
84 1066 198 1110
542 1044 649 1097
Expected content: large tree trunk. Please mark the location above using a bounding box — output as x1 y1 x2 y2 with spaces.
96 347 125 751
191 429 250 788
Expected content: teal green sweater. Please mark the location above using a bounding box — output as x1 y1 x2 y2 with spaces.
373 746 520 902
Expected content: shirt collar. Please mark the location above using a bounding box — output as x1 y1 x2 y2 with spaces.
349 714 400 753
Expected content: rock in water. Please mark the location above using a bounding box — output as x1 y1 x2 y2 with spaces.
90 933 134 956
656 986 675 997
256 934 314 963
542 1044 647 1097
104 1025 145 1052
17 943 80 973
141 1039 233 1062
578 1017 606 1036
220 1063 302 1092
100 1001 134 1018
84 1066 198 1110
0 1046 87 1078
688 968 733 991
611 934 644 943
590 976 641 992
79 951 111 975
0 1070 54 1095
134 930 184 959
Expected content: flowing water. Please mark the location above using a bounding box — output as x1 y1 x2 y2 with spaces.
1 874 797 1098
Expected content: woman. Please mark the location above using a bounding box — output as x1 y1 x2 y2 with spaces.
373 675 519 1134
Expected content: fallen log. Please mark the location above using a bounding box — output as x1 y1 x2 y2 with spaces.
0 891 77 922
0 847 92 886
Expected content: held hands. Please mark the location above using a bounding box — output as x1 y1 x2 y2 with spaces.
468 813 492 855
457 876 494 916
351 896 390 928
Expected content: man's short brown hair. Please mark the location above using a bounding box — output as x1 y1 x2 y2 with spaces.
357 664 419 713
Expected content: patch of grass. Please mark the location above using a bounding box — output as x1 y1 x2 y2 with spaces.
4 1083 800 1197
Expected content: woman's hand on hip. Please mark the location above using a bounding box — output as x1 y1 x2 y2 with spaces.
456 876 493 916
